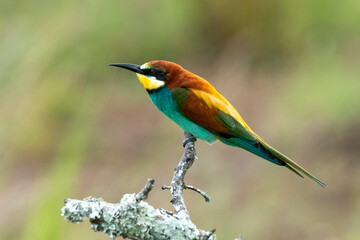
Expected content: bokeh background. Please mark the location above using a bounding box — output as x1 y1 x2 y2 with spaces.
1 1 360 239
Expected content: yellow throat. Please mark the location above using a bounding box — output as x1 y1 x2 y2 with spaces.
136 63 165 90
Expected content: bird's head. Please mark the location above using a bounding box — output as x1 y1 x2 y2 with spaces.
109 60 190 91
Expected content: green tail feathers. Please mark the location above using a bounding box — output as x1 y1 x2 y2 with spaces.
220 136 326 187
256 136 326 187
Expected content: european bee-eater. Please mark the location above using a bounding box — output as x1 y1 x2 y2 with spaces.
109 60 325 187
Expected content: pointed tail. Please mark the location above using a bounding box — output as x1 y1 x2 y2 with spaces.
256 135 326 187
220 135 326 187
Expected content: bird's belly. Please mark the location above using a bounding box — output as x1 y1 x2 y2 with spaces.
148 87 217 144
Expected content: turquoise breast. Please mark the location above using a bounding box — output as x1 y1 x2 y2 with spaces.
148 87 217 144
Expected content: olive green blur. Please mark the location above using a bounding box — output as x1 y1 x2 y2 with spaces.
1 1 359 239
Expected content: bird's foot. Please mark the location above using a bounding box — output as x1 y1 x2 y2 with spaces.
182 135 197 147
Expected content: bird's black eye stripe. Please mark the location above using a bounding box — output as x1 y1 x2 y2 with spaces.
143 68 168 81
143 68 156 76
156 71 168 80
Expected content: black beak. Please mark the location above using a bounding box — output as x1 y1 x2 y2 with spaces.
108 63 144 74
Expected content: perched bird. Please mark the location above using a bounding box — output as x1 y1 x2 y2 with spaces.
109 60 325 187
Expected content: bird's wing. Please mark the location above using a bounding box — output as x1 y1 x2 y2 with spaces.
171 87 256 141
172 87 326 187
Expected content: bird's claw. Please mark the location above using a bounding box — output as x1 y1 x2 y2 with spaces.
182 136 197 147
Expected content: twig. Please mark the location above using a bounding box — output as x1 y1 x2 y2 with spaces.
162 183 211 203
184 185 211 202
136 178 154 201
161 185 171 190
234 234 243 240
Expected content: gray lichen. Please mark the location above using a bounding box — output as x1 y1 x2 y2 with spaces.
61 195 215 240
61 134 221 239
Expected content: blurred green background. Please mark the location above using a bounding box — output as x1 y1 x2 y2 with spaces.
1 0 360 239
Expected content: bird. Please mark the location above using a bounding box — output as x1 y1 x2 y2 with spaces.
109 60 325 187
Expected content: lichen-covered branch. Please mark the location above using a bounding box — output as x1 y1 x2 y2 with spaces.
61 133 243 239
61 179 215 240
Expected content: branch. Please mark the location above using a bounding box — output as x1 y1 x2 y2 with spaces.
61 132 242 239
162 132 211 221
61 179 215 240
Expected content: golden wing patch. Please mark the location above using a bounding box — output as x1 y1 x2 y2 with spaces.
189 88 253 133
